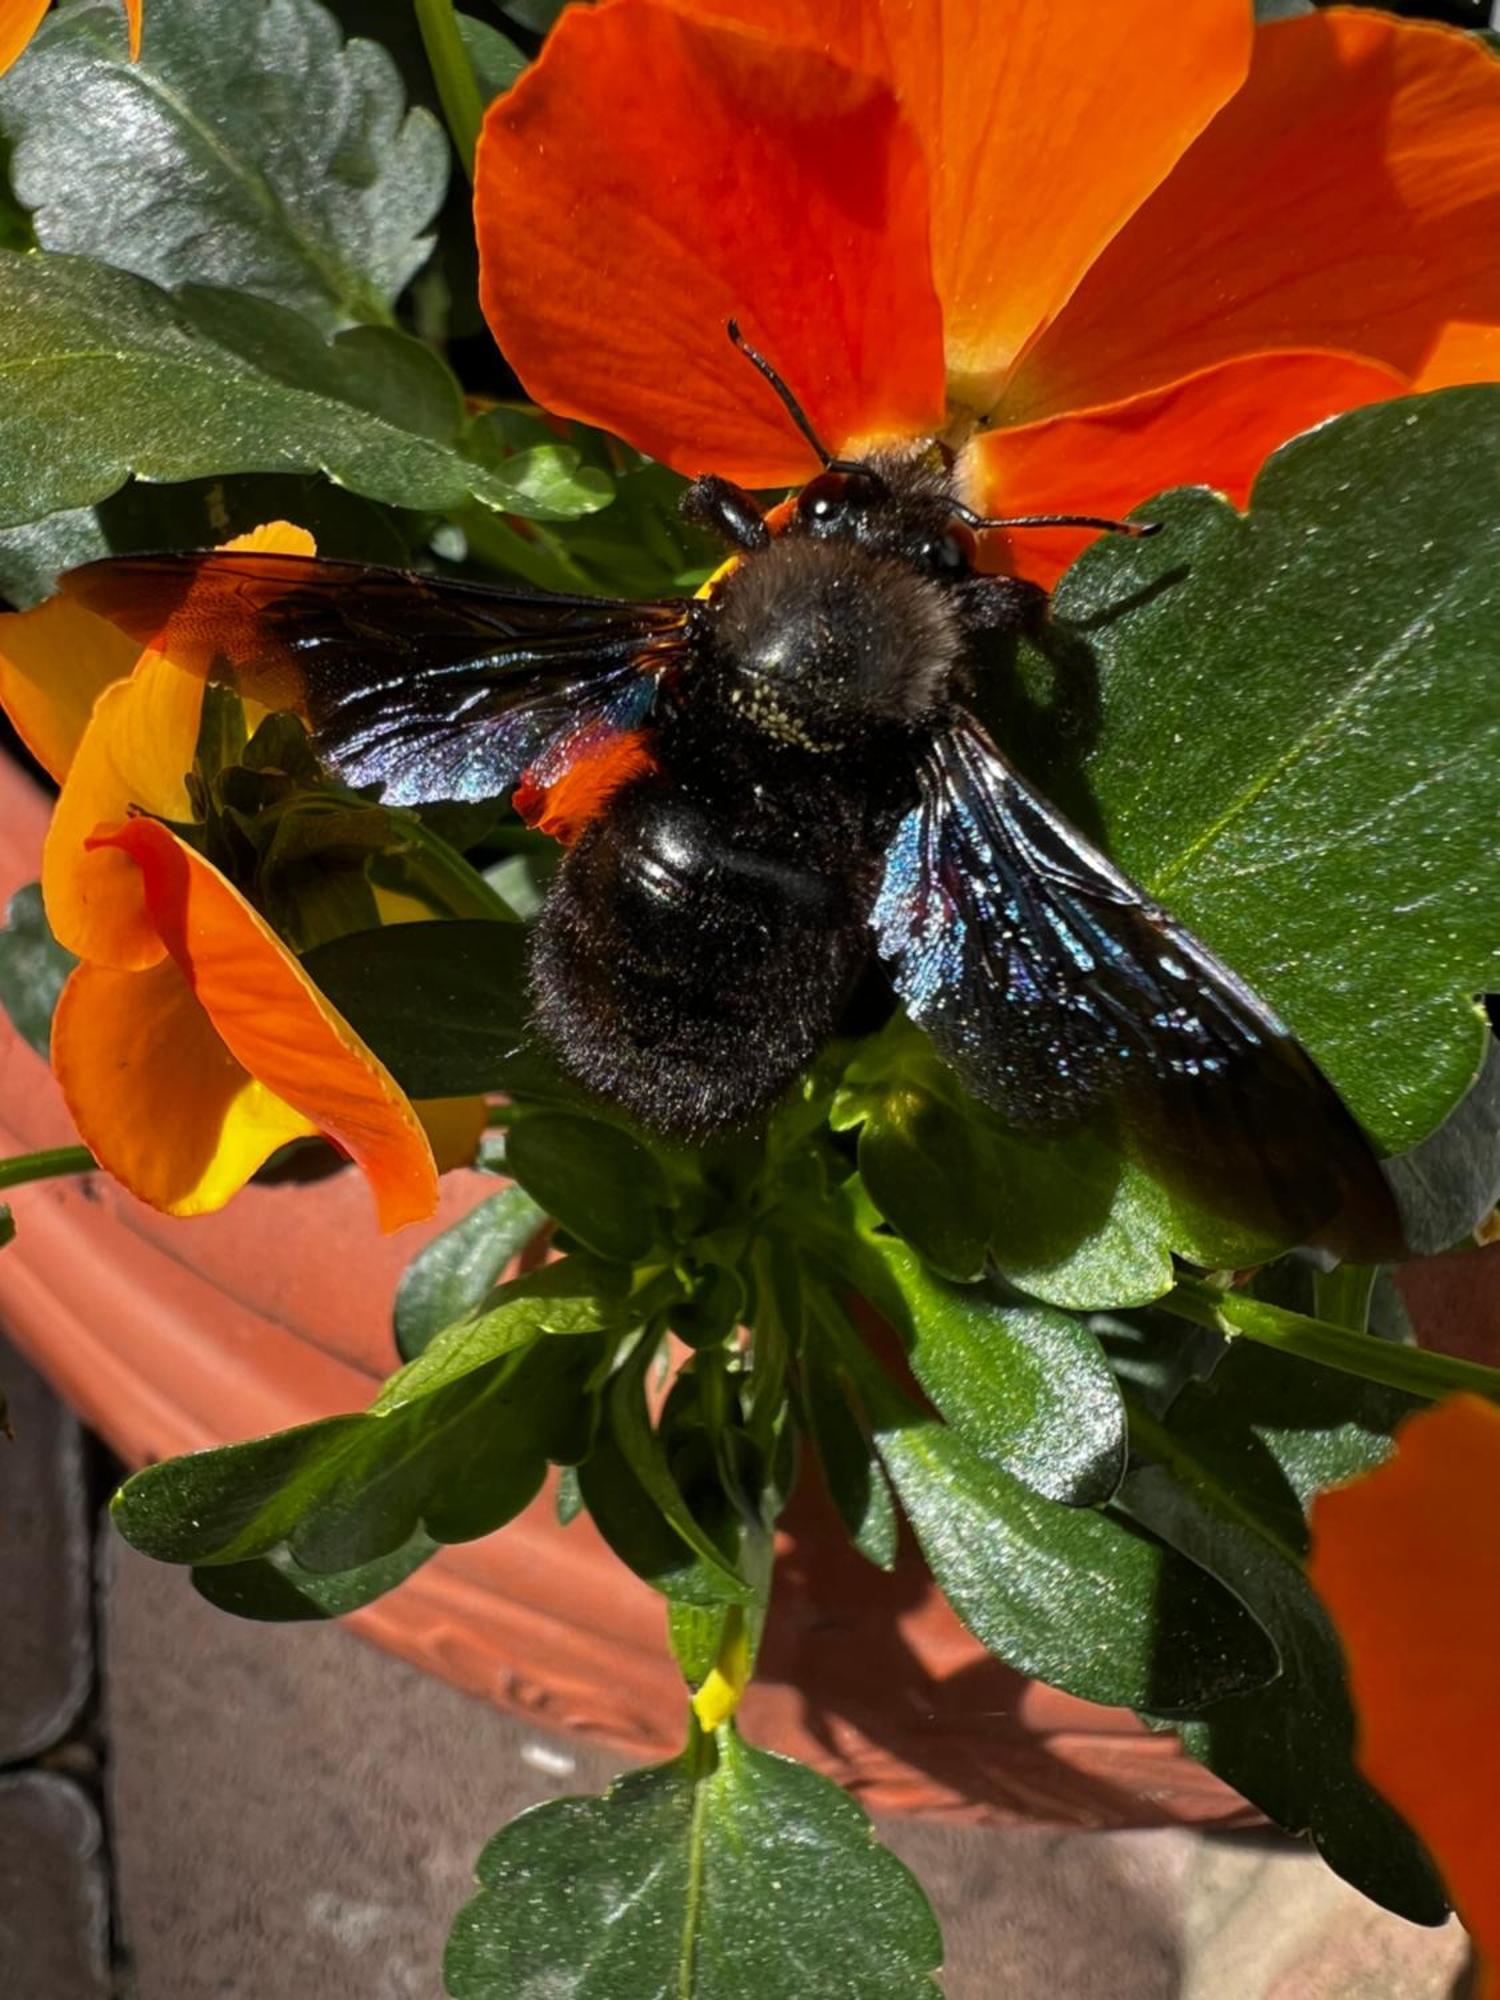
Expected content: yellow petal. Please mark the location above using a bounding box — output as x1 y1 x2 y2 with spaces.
51 956 320 1217
91 818 438 1231
0 594 140 782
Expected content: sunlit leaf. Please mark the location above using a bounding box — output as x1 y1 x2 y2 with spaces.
445 1726 941 2000
0 0 447 331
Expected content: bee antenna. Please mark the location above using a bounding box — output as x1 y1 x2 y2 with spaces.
950 501 1163 540
726 319 839 469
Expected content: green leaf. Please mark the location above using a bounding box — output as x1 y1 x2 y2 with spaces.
1053 389 1500 1156
0 254 610 528
497 0 568 32
505 1112 668 1263
456 16 527 100
834 1024 1175 1309
394 1184 549 1361
0 0 447 331
0 469 419 608
382 1260 625 1408
300 919 566 1099
866 1238 1125 1507
578 1415 745 1610
444 1725 942 2000
0 883 75 1057
601 1343 752 1604
1122 1343 1446 1922
0 1204 13 1252
112 1330 606 1574
797 1326 898 1570
832 1316 1276 1713
1385 1034 1500 1254
191 1530 437 1622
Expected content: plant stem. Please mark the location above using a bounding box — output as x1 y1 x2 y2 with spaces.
1160 1272 1500 1404
392 816 518 922
0 1144 96 1191
1312 1262 1377 1333
413 0 485 181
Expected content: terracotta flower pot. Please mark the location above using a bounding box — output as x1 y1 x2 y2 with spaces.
21 745 1493 1833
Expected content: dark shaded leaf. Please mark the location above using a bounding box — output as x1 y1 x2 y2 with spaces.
1385 1033 1500 1254
1122 1342 1447 1923
191 1530 437 1622
0 471 418 609
0 883 74 1056
300 919 554 1099
445 1727 942 2000
457 16 527 100
505 1112 668 1263
834 1025 1175 1309
798 1325 898 1570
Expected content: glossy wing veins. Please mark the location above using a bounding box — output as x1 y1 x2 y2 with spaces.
873 713 1401 1258
62 552 695 805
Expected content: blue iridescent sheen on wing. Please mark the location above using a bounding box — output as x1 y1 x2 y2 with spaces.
871 712 1401 1256
876 713 1299 1131
61 552 692 806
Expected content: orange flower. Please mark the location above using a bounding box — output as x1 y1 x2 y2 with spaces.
1309 1395 1500 1992
0 523 443 1231
0 0 140 73
475 1 1499 582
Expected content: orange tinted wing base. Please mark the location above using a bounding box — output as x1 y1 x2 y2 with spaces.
515 726 658 846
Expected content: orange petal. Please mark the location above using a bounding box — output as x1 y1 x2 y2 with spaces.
0 0 48 75
124 0 141 61
52 957 321 1218
1309 1394 1500 1989
1417 322 1500 394
0 594 140 782
1009 12 1500 425
657 0 1250 408
42 647 203 969
475 0 945 485
967 349 1405 588
88 820 438 1232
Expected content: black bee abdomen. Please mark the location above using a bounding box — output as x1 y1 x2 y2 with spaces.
530 769 881 1138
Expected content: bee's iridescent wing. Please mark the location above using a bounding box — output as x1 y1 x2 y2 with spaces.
62 552 695 806
873 712 1401 1259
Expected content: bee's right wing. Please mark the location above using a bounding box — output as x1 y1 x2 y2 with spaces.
62 552 697 806
872 710 1403 1261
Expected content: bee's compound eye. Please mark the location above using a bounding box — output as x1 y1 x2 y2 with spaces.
923 528 974 574
796 467 886 535
797 472 848 529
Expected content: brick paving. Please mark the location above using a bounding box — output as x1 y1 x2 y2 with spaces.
0 1329 1479 1998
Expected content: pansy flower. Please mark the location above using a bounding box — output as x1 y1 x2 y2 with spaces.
1309 1395 1500 1993
475 0 1500 582
0 523 446 1231
0 0 140 74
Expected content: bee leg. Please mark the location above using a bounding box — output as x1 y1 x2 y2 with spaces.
681 474 771 552
960 573 1050 638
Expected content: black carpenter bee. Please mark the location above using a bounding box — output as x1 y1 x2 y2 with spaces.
64 324 1401 1258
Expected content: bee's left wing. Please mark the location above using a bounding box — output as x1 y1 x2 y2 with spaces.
61 552 696 806
872 712 1402 1260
